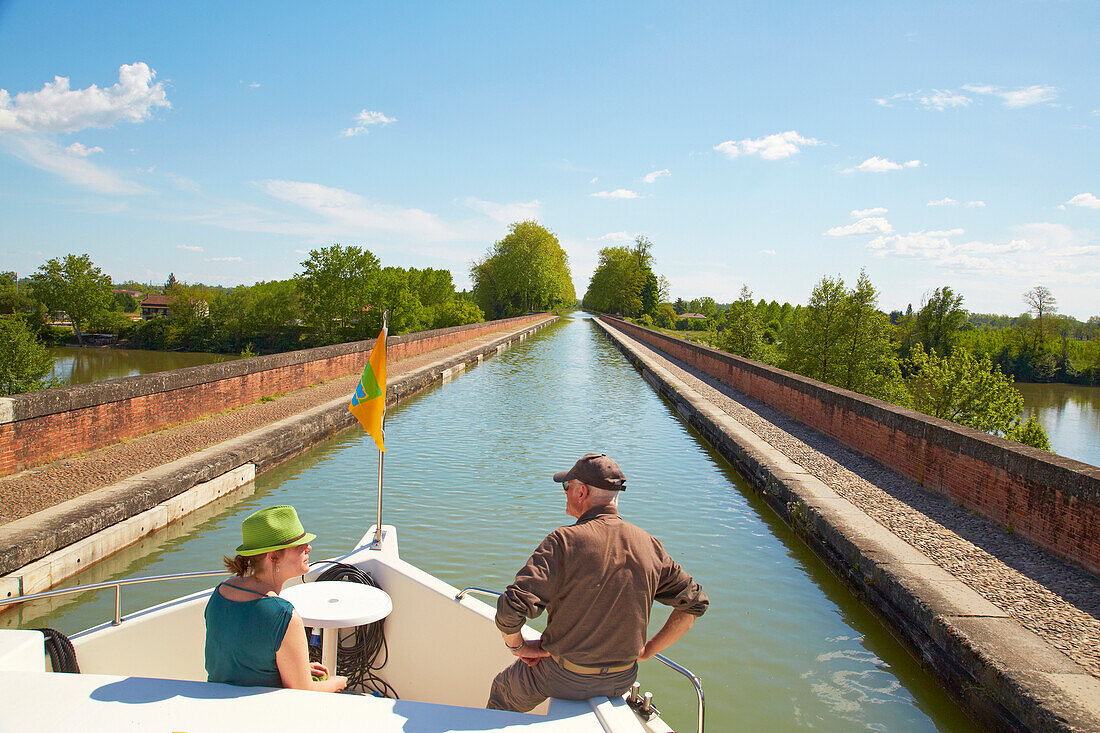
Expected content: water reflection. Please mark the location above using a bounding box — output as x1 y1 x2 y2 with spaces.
1016 382 1100 465
49 347 238 387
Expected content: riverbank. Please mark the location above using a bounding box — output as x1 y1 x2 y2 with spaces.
0 316 556 588
594 316 1100 732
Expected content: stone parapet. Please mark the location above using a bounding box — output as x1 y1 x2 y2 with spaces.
602 316 1100 576
0 315 546 478
595 316 1100 732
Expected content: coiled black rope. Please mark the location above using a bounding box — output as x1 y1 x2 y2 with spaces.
306 562 397 699
35 628 80 673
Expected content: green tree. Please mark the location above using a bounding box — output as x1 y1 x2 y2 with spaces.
782 273 905 401
655 303 678 329
0 316 55 395
905 343 1051 450
1023 285 1057 349
719 286 766 360
583 246 644 316
914 286 967 357
432 298 484 329
28 254 114 346
296 245 381 343
471 221 575 318
782 275 849 384
837 272 906 401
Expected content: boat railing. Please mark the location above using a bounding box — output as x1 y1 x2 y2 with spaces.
455 586 705 733
0 570 228 626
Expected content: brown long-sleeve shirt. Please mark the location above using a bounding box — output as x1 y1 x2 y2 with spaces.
495 505 708 667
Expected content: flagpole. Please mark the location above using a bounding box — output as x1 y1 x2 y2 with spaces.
374 310 388 549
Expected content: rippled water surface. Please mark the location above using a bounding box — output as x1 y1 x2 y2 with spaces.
12 313 977 731
1016 382 1100 466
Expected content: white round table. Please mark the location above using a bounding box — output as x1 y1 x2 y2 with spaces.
280 581 392 674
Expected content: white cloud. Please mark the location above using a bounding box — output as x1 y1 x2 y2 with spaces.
851 207 887 218
967 200 986 207
65 142 102 157
714 131 823 161
590 231 637 243
643 168 670 183
847 156 921 173
824 217 893 237
962 83 1059 108
341 109 396 137
256 179 454 240
867 222 1098 283
589 177 598 184
875 89 972 110
1064 192 1100 209
177 244 203 252
927 197 957 206
0 62 169 134
759 249 777 255
3 135 145 194
249 82 260 89
208 256 243 262
461 197 542 223
591 189 641 199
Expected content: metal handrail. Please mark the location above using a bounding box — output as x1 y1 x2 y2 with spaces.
0 569 228 626
653 652 705 733
454 585 704 733
455 586 501 601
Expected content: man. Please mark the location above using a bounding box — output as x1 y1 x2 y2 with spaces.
487 452 708 712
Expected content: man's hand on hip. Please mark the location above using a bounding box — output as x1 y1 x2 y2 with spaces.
513 640 551 667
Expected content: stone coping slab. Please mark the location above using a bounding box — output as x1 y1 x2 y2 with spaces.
594 316 1099 732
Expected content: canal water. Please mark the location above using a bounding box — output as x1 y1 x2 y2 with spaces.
48 346 238 387
11 313 977 731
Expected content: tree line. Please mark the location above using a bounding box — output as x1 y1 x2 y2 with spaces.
582 242 1090 451
2 221 577 395
1 247 483 394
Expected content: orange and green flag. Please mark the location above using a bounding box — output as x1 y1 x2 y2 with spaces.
349 326 387 451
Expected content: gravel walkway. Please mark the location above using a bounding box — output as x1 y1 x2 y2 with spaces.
0 325 533 526
606 323 1100 678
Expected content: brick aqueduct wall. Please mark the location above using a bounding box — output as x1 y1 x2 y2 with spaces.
604 316 1100 576
0 314 548 479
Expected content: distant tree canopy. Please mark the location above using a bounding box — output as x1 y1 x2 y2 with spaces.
654 273 1065 452
28 254 114 346
582 236 667 318
471 221 575 318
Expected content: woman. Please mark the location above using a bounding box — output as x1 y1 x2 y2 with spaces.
204 505 348 692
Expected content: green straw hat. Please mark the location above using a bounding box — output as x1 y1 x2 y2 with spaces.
236 505 316 556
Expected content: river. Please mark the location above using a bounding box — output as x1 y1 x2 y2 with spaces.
1015 382 1100 466
48 346 238 387
14 314 978 731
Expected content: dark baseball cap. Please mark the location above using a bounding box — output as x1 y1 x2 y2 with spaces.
553 453 627 491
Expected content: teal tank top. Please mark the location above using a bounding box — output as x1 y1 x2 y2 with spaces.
204 583 295 687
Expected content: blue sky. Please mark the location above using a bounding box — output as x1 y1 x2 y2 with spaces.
1 1 1097 318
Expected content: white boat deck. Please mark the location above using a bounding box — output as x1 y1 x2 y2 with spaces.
0 528 679 733
0 670 644 732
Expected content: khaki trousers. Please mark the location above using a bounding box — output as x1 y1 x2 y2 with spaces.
486 657 638 712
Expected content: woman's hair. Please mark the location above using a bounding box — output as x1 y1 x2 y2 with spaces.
223 554 258 577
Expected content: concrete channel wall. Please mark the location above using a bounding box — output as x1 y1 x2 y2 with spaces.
0 316 557 595
0 314 549 479
594 317 1099 733
602 316 1100 577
